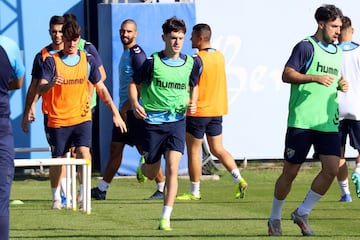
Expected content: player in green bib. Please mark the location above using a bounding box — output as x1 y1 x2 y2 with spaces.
287 36 343 132
129 17 202 231
268 4 348 236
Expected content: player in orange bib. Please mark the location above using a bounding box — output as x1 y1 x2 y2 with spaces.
177 23 248 201
38 20 126 209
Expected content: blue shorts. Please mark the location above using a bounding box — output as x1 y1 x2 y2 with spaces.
339 119 360 150
186 116 222 139
43 114 51 146
0 118 14 220
48 121 92 157
143 119 186 164
112 110 145 146
284 127 340 164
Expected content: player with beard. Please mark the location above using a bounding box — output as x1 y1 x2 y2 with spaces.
91 19 166 201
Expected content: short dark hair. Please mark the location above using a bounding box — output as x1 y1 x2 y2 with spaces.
341 16 352 30
193 23 212 41
121 19 137 29
162 16 186 35
49 15 64 28
315 4 343 23
62 20 81 40
63 13 78 23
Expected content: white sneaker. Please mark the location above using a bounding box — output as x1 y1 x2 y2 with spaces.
52 200 62 210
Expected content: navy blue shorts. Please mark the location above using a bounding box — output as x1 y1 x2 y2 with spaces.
339 119 360 150
0 118 14 220
48 121 92 157
143 119 186 164
43 114 51 146
186 116 222 139
112 110 145 146
284 127 340 164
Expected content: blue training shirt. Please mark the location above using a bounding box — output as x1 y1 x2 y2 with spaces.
118 44 146 109
0 36 25 79
0 35 25 116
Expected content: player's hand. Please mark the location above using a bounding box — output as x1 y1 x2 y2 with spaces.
113 115 127 133
52 70 64 86
21 115 30 133
28 106 36 122
313 75 334 87
21 107 36 133
187 101 197 114
53 75 64 86
132 103 147 120
338 78 348 92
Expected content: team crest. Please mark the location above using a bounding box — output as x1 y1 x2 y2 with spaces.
285 148 295 159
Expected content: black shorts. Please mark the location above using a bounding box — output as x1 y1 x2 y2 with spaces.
339 119 360 150
48 121 92 157
143 119 186 164
186 116 222 139
111 110 145 146
284 127 340 164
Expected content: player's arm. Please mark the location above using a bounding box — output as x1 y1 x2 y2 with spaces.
120 100 131 121
128 80 146 120
120 47 147 120
86 64 106 108
283 66 335 87
187 55 202 114
94 81 127 133
128 56 153 120
87 55 126 132
8 75 24 90
21 77 40 132
98 64 106 82
37 57 61 94
85 43 107 82
188 85 198 114
282 40 334 86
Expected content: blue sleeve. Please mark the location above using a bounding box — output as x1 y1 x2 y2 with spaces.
189 55 202 87
84 43 103 67
31 52 43 79
40 56 55 82
87 54 101 85
285 40 314 74
130 46 147 71
133 57 153 84
2 37 25 78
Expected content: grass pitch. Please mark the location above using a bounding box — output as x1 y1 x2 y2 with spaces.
9 163 360 239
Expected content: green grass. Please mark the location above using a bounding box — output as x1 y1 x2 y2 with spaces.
9 164 360 239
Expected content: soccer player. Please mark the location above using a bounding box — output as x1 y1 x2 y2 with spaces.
38 20 126 209
21 15 65 133
336 16 360 202
91 19 165 201
21 15 105 207
0 35 25 240
267 4 347 236
177 23 248 201
129 16 202 230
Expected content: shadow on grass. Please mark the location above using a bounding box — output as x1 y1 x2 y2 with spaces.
13 175 49 181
